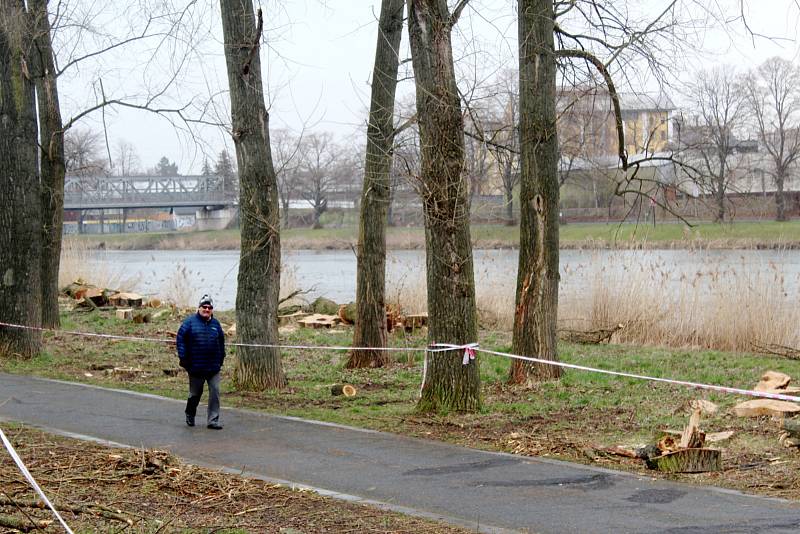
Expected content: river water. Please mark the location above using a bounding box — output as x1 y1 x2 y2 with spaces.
89 248 800 310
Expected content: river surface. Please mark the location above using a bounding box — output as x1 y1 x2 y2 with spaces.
89 248 800 310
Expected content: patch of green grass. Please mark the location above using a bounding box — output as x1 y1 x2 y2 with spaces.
64 219 800 252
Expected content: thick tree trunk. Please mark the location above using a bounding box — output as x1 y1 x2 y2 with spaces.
30 0 65 328
408 0 480 413
0 1 43 358
220 1 285 389
348 0 404 369
775 173 786 222
510 0 562 384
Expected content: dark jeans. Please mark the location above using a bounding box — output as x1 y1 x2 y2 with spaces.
185 372 221 425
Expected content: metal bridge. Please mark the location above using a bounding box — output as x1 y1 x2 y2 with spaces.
63 175 237 210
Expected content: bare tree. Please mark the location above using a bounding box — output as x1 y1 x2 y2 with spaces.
682 67 747 222
114 139 141 176
64 128 106 176
348 0 404 369
220 2 285 390
485 71 520 225
408 0 481 413
272 129 302 228
297 132 341 229
744 57 800 222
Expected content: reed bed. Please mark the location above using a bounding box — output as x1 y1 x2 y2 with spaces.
59 238 142 292
391 249 800 354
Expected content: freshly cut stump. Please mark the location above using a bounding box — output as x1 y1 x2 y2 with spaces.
331 384 357 397
647 448 721 473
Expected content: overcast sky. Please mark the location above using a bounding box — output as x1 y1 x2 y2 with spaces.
54 1 800 175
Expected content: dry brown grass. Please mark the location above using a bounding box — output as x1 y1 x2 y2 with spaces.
59 238 142 292
390 251 800 353
0 424 469 533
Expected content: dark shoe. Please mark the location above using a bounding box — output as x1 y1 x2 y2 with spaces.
207 423 223 430
185 415 195 427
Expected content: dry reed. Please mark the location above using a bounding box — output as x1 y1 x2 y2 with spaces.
59 238 142 292
390 250 800 353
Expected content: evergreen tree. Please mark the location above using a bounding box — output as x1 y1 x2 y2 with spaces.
156 156 179 176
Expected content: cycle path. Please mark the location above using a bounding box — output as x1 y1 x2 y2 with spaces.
1 373 799 534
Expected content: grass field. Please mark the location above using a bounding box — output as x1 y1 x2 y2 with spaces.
3 306 800 501
71 219 800 251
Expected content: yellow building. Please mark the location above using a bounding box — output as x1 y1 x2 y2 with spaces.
558 88 675 158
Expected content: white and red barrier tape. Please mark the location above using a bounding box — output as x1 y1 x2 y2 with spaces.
1 320 798 403
0 427 74 533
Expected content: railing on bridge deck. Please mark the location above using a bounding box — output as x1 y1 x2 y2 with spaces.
64 174 238 210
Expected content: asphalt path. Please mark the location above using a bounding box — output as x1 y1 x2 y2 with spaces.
1 373 799 533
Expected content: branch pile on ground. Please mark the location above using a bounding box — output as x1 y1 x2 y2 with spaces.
0 424 468 533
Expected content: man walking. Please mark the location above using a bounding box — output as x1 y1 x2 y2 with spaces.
176 294 226 429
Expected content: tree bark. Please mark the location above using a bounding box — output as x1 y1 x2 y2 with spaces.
0 1 43 358
775 173 786 222
408 0 480 413
30 0 65 328
510 0 562 384
220 1 285 389
348 0 404 369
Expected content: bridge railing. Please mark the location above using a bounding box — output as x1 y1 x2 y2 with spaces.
64 174 237 208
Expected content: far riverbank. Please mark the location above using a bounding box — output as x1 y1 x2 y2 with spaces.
67 220 800 251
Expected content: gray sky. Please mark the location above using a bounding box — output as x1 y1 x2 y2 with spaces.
55 1 800 175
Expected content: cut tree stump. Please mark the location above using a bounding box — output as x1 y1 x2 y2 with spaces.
754 370 792 392
133 311 151 324
278 312 310 326
109 292 143 308
298 314 339 329
331 384 357 397
782 417 800 437
733 399 800 418
679 408 705 449
338 303 357 325
403 313 428 332
115 308 133 320
647 448 722 473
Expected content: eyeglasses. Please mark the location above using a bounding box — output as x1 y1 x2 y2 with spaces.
200 305 213 310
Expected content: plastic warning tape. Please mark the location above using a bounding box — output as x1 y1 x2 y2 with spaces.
0 427 74 533
1 320 799 403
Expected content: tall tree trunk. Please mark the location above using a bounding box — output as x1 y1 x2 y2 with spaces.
408 0 480 413
714 181 725 222
30 0 65 328
0 1 43 358
505 180 514 226
510 0 561 384
775 173 786 222
220 1 285 389
348 0 404 369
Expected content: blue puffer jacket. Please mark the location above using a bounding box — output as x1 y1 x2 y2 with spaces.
176 313 226 377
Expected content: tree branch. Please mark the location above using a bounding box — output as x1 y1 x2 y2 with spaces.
555 48 627 170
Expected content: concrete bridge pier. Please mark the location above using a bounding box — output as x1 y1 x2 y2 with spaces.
195 206 237 231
